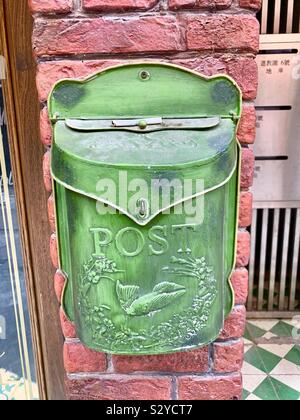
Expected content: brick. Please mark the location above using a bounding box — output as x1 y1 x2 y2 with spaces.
67 375 172 400
64 342 107 374
219 306 246 340
112 347 209 374
32 17 185 57
239 191 253 228
169 0 232 10
236 230 251 268
40 107 52 146
54 271 66 304
239 0 262 10
178 373 242 400
238 105 257 144
83 0 158 11
42 151 52 192
29 0 73 14
50 233 59 269
213 339 244 373
37 56 258 103
186 15 259 54
241 148 255 189
47 194 56 232
60 307 77 338
231 269 249 305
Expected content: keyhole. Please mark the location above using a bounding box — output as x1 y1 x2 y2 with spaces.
138 198 148 219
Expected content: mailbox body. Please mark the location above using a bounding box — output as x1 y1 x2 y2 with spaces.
49 63 242 355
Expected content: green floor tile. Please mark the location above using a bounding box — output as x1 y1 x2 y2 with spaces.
270 321 294 337
244 329 253 342
253 377 280 400
254 377 300 401
272 378 300 400
245 322 267 340
242 389 251 400
284 346 300 366
244 332 252 342
244 346 282 374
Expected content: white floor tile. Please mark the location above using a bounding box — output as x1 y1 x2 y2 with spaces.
271 375 300 393
248 320 279 331
270 359 300 376
242 361 267 376
258 344 294 358
246 393 262 401
243 375 267 393
262 332 278 340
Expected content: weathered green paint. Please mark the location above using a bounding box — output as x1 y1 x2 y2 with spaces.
49 63 242 355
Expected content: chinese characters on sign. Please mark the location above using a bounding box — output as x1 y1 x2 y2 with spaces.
260 58 291 75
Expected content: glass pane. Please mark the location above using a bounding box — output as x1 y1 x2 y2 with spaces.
0 81 39 400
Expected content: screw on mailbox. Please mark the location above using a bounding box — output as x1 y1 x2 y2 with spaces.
139 70 151 81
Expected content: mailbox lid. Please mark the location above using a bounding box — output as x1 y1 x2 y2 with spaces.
53 116 235 166
50 63 242 227
51 118 238 225
48 63 241 121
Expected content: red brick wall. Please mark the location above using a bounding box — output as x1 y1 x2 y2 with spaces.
29 0 261 401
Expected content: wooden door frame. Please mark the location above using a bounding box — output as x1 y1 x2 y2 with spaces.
0 0 65 400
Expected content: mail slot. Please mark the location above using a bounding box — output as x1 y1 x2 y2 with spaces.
49 63 242 355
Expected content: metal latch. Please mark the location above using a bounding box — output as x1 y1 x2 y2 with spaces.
112 118 162 129
65 116 221 133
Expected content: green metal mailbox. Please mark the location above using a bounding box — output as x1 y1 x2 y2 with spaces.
49 63 242 355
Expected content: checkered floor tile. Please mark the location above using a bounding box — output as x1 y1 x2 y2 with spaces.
243 320 300 400
1 319 299 400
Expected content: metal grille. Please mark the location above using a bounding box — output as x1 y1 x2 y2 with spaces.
247 3 300 318
258 0 300 34
248 208 300 317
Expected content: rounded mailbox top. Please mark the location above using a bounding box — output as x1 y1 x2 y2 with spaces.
54 118 236 168
49 63 242 122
